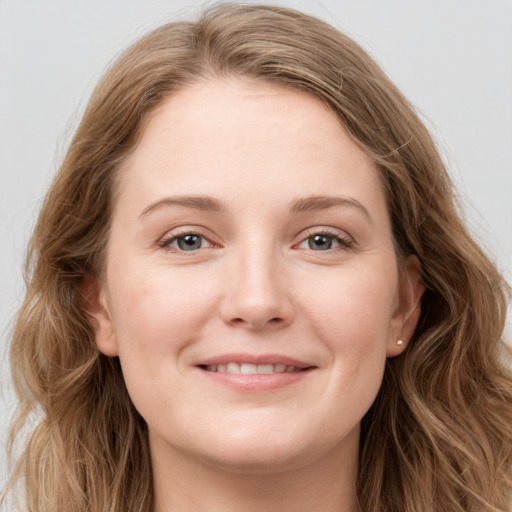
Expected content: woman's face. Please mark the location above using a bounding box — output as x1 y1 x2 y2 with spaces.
91 79 422 474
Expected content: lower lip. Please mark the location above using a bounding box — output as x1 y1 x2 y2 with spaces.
197 367 314 391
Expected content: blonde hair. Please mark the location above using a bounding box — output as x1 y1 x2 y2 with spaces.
4 4 512 511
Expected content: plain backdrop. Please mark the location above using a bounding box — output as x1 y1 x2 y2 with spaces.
1 0 511 490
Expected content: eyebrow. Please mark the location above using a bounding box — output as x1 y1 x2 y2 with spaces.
139 194 370 220
289 195 370 219
139 195 227 217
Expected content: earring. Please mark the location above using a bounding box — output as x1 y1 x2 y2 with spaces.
397 339 404 345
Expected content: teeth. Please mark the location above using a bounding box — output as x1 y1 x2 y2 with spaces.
257 364 273 374
204 363 302 374
226 362 240 373
240 363 258 374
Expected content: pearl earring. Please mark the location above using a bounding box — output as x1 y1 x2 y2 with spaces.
397 339 404 345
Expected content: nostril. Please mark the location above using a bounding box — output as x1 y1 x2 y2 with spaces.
228 316 285 329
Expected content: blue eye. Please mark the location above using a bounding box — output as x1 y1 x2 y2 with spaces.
297 231 351 251
161 233 210 252
175 234 204 251
308 234 335 250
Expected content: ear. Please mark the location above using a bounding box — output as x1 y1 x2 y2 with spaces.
81 274 119 357
386 255 424 357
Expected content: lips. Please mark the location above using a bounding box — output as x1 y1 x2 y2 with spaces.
196 353 313 372
195 354 315 390
203 362 303 374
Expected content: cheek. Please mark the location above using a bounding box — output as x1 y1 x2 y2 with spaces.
298 263 397 403
107 262 221 359
105 263 223 414
301 263 398 349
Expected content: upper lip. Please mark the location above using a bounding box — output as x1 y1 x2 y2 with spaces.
195 353 315 369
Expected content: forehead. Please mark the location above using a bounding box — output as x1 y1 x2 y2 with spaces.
116 78 385 217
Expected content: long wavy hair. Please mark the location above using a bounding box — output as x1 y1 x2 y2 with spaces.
4 4 511 511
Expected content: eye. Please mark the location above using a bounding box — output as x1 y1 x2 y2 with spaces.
173 234 205 251
296 231 352 251
159 232 213 252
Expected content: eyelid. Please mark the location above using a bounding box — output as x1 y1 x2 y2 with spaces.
157 226 219 253
293 227 354 250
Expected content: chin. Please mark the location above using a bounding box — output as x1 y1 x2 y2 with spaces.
199 440 316 475
187 421 353 475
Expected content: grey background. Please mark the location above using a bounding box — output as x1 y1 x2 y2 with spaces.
1 0 511 492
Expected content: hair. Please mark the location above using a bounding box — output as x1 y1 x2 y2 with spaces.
4 3 511 511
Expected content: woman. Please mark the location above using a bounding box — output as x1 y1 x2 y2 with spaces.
4 4 512 511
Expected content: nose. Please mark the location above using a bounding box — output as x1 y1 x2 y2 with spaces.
219 246 295 331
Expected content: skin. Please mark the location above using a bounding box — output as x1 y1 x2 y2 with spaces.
89 78 423 512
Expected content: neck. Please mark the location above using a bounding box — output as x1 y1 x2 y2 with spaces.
151 429 360 512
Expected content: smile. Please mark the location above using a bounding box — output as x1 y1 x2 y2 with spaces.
195 354 315 391
202 363 304 373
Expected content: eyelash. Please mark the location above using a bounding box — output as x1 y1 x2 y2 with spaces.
297 229 353 251
157 228 216 253
157 228 353 254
